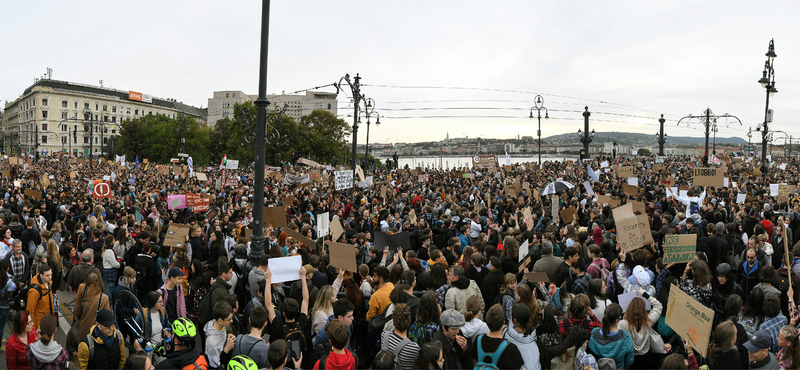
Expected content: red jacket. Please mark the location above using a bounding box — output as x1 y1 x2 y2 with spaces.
5 331 37 370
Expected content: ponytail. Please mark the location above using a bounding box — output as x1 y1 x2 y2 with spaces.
602 304 622 338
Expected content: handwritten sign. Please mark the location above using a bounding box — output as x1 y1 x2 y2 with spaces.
167 195 187 209
692 167 724 187
164 223 191 249
663 234 697 264
666 285 715 357
616 216 644 253
615 166 634 178
334 170 353 191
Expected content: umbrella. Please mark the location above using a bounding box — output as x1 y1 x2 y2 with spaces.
542 180 575 196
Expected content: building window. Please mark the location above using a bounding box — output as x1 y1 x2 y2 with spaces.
148 111 152 115
42 110 48 119
62 137 67 144
102 105 107 111
112 129 117 134
74 137 77 144
83 125 88 132
62 111 68 119
62 100 68 108
61 124 67 132
41 136 47 144
112 106 117 113
112 116 116 123
126 108 130 114
83 102 89 110
135 109 139 115
74 102 78 109
103 115 109 122
84 137 89 144
42 99 48 106
42 123 47 131
73 112 78 119
95 138 98 144
226 93 229 98
104 138 108 144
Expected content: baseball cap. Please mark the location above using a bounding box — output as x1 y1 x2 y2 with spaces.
168 267 186 278
96 309 116 327
743 331 772 353
440 309 465 328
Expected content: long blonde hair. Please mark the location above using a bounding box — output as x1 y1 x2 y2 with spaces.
47 239 61 271
311 285 335 318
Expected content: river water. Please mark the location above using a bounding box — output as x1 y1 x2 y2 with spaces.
376 155 579 170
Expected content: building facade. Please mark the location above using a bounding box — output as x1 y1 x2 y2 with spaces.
3 78 206 157
206 90 338 127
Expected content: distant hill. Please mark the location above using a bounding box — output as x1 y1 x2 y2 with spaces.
543 131 747 145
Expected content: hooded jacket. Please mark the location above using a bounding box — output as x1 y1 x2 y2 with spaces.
25 339 70 369
26 273 54 329
312 349 357 370
617 295 663 355
588 327 635 370
203 320 228 368
77 325 126 370
445 276 485 318
155 346 208 370
502 326 540 370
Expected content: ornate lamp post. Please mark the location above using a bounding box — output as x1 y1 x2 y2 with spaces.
577 107 594 160
757 39 778 175
529 95 548 166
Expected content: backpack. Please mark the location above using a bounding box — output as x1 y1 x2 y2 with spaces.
187 284 208 323
474 334 508 370
74 233 86 253
28 240 37 260
381 334 411 370
366 306 393 359
282 320 307 354
198 285 226 325
573 277 589 292
774 273 791 295
591 260 611 282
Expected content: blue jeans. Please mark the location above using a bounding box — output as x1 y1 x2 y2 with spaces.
106 280 117 298
0 309 9 343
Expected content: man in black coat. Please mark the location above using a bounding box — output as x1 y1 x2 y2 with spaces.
479 256 505 309
20 218 41 259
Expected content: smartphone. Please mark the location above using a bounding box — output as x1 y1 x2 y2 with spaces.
286 340 301 362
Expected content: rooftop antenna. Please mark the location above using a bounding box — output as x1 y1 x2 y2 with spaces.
99 80 103 87
46 67 52 79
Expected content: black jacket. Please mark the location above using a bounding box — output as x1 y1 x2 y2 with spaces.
20 228 41 254
155 347 206 370
433 327 471 370
480 270 505 310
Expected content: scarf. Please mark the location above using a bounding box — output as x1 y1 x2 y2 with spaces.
94 326 115 348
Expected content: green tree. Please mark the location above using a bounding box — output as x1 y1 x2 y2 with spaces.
117 114 210 164
298 109 351 163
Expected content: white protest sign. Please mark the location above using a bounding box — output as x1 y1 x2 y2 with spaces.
268 255 303 284
723 178 729 188
226 160 239 170
770 184 779 196
627 177 638 186
519 240 529 262
316 212 330 237
334 170 353 191
582 181 594 196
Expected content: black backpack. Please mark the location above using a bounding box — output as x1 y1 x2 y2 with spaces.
365 305 392 361
282 320 306 354
198 285 226 325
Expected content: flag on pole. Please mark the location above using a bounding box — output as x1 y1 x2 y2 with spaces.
220 154 227 169
187 156 194 174
135 155 139 168
505 150 511 165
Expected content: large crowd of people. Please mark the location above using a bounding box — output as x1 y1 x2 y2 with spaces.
1 152 800 370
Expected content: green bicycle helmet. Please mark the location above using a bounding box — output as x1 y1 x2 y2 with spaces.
172 318 197 342
228 355 258 370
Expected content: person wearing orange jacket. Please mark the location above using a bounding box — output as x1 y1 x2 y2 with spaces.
27 264 55 329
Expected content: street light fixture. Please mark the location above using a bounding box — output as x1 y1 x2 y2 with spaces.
529 95 548 166
656 114 667 156
758 38 777 175
676 109 741 166
577 107 595 160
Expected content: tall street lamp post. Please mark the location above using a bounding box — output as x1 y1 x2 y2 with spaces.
712 123 718 155
529 95 548 166
335 74 373 193
577 107 594 160
758 38 778 175
656 114 667 156
676 110 741 166
363 110 380 173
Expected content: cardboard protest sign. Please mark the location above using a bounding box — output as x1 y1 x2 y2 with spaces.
2 170 9 177
263 206 287 228
409 209 417 224
298 158 323 168
24 188 42 199
281 196 296 207
504 165 513 172
164 223 191 249
505 184 518 198
418 174 428 183
692 167 724 187
523 207 533 229
167 195 187 209
488 167 497 173
661 176 676 188
612 203 635 221
328 242 357 272
330 215 344 241
622 184 638 196
283 227 316 249
356 165 365 182
636 214 654 245
663 234 697 264
69 171 76 179
523 272 550 283
779 184 791 202
380 185 387 199
40 175 51 188
519 255 531 273
615 166 634 177
666 286 715 357
616 216 645 253
559 206 577 223
631 201 646 215
195 173 208 181
143 158 148 164
598 194 621 207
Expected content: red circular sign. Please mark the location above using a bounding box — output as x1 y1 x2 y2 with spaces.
93 182 112 198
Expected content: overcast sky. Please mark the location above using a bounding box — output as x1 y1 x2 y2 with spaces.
2 1 799 145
